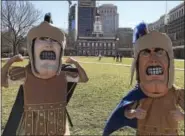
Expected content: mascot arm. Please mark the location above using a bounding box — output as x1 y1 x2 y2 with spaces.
124 101 138 119
1 54 24 88
9 66 26 82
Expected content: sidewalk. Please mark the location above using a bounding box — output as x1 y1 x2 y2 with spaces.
1 57 184 71
78 61 184 71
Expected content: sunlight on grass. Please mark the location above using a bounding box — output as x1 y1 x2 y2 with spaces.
1 57 184 135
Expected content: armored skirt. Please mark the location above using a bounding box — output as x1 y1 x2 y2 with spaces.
16 66 69 135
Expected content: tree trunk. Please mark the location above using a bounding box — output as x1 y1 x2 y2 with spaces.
13 45 18 55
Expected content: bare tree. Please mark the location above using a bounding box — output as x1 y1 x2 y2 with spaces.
1 1 42 55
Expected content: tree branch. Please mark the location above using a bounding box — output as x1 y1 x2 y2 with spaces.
1 0 43 55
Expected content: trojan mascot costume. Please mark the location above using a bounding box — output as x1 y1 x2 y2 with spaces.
103 22 184 136
2 13 88 136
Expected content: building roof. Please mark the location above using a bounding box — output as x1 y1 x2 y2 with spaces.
168 2 184 14
99 4 116 7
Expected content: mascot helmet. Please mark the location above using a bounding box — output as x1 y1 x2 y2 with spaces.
130 22 174 89
27 13 66 76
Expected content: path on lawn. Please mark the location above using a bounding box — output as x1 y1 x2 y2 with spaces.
78 61 184 71
1 57 184 71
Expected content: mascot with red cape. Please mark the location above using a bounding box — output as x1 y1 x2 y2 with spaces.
2 13 88 136
103 22 184 136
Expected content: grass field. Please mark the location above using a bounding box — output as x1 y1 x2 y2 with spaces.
1 57 184 135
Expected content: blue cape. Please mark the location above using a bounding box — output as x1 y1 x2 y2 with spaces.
103 85 148 136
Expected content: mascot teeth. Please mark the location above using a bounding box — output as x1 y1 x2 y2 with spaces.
40 51 56 60
146 66 163 75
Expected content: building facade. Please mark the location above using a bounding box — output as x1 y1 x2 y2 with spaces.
77 0 96 37
147 2 184 59
98 4 119 37
167 2 184 59
116 28 133 57
78 7 95 37
76 7 117 56
76 37 117 56
67 4 78 55
148 14 168 33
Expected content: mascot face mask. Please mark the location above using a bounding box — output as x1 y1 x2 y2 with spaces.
34 37 61 78
27 21 66 79
131 30 174 98
138 47 169 97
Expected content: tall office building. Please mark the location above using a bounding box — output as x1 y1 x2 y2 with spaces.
98 4 119 37
77 0 96 37
68 4 78 45
78 0 96 7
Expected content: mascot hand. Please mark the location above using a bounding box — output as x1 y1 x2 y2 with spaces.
10 54 24 63
135 107 147 119
65 57 77 64
171 109 184 122
9 66 25 81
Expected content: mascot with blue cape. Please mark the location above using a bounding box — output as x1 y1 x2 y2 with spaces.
1 13 88 136
103 22 184 136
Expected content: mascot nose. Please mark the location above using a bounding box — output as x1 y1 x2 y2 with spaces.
150 58 157 64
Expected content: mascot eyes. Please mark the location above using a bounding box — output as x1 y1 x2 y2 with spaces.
155 49 165 57
140 49 150 57
39 37 59 44
140 48 166 57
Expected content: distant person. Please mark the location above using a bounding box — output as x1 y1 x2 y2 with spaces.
116 54 119 62
98 53 102 61
120 54 123 62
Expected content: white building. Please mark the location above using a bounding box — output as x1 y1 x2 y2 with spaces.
92 8 103 37
98 4 119 37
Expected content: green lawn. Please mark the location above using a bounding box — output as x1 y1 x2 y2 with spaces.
1 57 184 135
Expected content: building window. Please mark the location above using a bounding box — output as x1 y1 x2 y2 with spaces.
83 50 86 55
79 42 81 46
181 9 184 16
108 43 111 47
87 43 90 47
112 43 115 48
179 10 181 17
100 43 102 47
